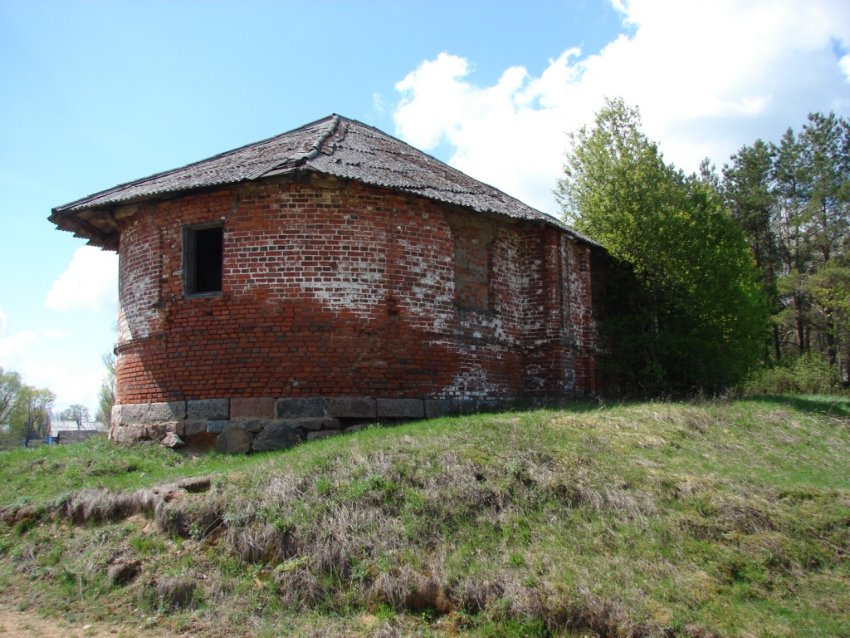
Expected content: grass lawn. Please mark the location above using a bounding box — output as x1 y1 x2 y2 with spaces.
1 396 848 637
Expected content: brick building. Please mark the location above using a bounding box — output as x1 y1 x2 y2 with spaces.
51 115 602 450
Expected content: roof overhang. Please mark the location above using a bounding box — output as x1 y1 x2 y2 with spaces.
50 114 601 250
48 206 120 250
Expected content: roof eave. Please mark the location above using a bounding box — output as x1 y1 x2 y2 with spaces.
48 208 119 250
51 165 599 250
294 162 601 247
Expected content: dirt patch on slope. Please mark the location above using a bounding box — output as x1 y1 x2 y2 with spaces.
0 606 170 638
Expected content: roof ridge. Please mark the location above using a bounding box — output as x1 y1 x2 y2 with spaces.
246 114 343 179
305 114 341 161
312 116 547 213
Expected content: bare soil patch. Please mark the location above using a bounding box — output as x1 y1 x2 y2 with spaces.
0 606 168 638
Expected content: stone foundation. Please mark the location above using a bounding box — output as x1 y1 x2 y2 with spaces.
109 395 514 453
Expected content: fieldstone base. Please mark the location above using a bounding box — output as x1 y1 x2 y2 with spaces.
109 394 520 453
215 426 253 455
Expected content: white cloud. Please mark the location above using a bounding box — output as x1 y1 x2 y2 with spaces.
394 52 477 149
2 249 116 414
841 54 850 83
0 330 37 362
393 0 850 214
18 358 103 415
0 315 105 414
46 246 118 312
0 308 35 366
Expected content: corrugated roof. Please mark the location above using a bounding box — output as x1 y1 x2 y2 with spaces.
50 421 106 437
51 114 595 246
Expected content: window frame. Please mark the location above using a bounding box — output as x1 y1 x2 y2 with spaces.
183 222 224 297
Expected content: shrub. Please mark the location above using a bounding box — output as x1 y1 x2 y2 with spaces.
741 353 845 396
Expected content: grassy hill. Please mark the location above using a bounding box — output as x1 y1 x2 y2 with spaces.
1 397 849 637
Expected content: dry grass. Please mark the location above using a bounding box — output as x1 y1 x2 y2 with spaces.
1 398 849 636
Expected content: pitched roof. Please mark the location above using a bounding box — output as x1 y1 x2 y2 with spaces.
50 421 106 437
51 114 594 247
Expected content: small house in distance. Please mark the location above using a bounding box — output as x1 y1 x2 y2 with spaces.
49 420 107 444
50 114 602 451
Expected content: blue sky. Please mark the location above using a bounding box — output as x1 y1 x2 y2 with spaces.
2 0 850 415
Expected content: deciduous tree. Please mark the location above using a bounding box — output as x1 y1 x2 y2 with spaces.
15 386 55 446
96 352 116 426
557 98 766 393
0 367 22 428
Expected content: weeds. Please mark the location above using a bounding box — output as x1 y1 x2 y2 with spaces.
1 398 849 636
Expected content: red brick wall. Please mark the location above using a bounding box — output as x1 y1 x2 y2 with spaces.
114 176 596 405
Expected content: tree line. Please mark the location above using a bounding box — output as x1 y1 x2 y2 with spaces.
0 353 115 449
0 366 55 448
559 99 848 395
722 113 849 386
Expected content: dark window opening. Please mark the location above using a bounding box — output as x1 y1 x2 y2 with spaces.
185 225 223 295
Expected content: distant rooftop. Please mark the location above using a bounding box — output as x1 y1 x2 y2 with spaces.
50 420 106 438
51 114 594 248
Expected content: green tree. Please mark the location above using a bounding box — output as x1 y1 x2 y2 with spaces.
95 352 116 426
803 263 850 380
772 127 812 354
14 386 55 446
0 367 22 428
557 98 767 393
799 112 850 265
722 111 850 387
799 113 850 367
0 368 56 448
722 139 781 361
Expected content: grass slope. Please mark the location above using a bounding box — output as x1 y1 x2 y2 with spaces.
1 397 849 637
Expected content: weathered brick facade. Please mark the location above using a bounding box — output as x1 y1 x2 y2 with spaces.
115 175 594 401
51 114 600 451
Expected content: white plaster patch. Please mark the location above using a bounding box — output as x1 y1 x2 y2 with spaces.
458 310 515 346
396 237 455 332
300 261 386 318
442 363 499 398
117 223 160 342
